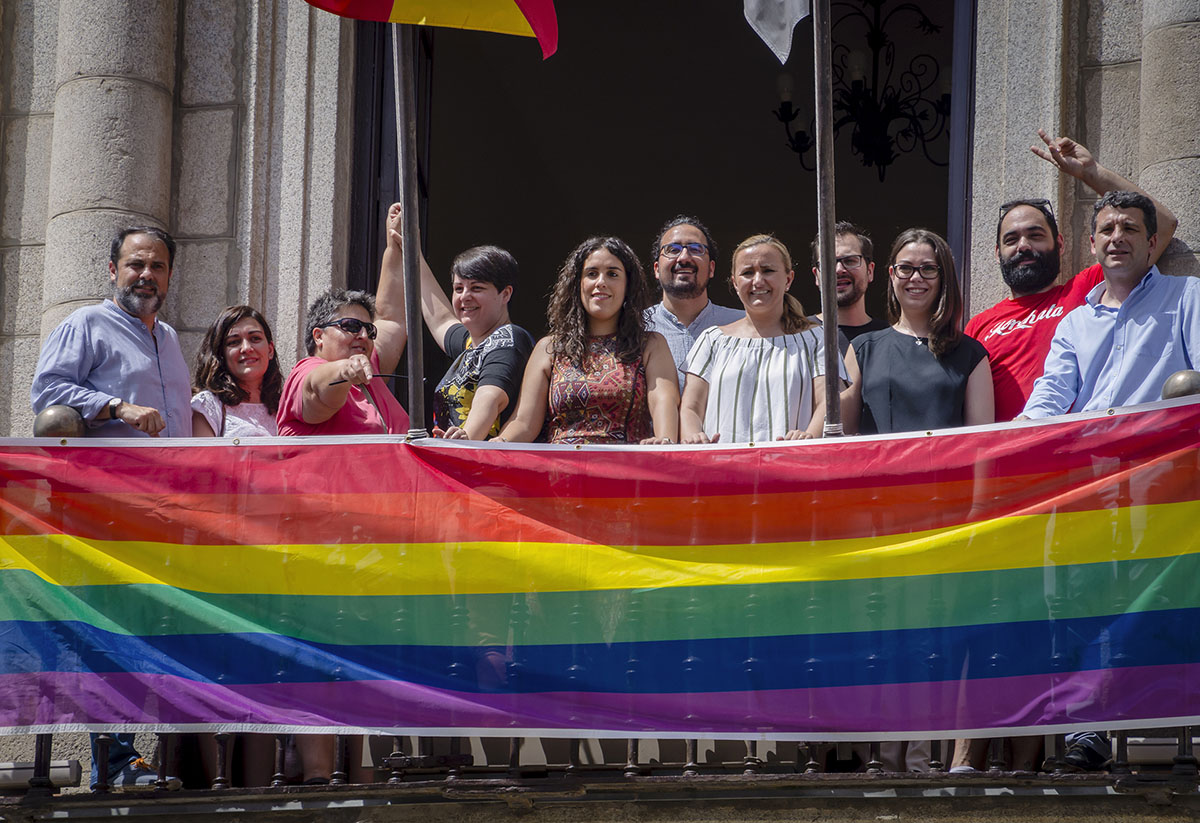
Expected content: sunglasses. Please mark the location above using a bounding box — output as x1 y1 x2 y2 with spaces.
319 318 377 339
998 198 1055 222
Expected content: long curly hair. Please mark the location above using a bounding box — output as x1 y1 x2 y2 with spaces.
730 234 813 334
548 236 650 367
885 228 963 359
194 305 283 414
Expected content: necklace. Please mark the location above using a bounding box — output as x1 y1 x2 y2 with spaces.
893 324 929 346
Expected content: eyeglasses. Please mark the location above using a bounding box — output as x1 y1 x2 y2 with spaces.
319 318 377 339
815 254 870 271
659 242 710 259
998 198 1055 222
892 263 941 280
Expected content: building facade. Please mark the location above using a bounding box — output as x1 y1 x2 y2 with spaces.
1 0 1197 437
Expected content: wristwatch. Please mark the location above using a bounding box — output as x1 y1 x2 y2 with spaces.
108 397 123 420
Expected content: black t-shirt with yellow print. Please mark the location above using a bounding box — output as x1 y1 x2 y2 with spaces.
433 323 535 436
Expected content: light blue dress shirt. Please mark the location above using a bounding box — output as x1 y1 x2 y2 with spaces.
644 300 745 389
1022 268 1200 418
30 300 193 437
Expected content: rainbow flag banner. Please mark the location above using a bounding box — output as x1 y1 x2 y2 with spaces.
2 399 1199 739
304 0 558 58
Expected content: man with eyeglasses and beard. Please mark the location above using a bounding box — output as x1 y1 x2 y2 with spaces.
965 130 1177 421
644 215 744 389
32 226 192 438
809 220 888 353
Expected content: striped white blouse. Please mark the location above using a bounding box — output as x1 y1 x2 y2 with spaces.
685 325 828 443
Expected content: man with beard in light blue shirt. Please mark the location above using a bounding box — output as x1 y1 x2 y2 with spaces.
1021 191 1200 418
32 226 192 438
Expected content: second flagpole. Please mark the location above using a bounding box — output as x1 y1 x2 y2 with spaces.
392 22 428 438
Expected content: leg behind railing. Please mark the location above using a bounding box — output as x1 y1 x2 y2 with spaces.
1111 731 1131 775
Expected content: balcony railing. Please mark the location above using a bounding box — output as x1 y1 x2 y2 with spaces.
8 730 1198 797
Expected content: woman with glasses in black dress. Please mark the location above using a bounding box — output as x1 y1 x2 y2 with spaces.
844 228 994 434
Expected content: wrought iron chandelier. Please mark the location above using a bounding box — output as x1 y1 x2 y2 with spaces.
773 0 951 181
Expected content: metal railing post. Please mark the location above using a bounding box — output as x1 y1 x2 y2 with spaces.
27 733 55 797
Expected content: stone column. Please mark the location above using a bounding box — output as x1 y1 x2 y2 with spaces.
41 0 178 336
1064 0 1142 277
236 0 355 365
1140 0 1200 276
1 0 60 435
967 0 1067 315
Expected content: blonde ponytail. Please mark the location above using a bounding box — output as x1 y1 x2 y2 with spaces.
781 293 813 334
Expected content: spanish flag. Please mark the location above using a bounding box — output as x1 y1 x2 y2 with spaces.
305 0 558 58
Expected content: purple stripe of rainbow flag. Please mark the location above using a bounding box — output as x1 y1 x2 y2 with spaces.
7 663 1199 736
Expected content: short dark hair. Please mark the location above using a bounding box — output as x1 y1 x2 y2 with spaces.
652 215 718 268
110 226 176 269
996 199 1059 245
303 289 376 357
449 245 518 291
1091 190 1157 237
810 220 873 270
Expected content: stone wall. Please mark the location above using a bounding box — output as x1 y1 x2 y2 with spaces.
1140 0 1200 277
966 0 1068 313
0 0 354 437
1065 0 1143 277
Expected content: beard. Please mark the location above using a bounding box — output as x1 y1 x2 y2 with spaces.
1000 248 1060 294
114 280 165 318
660 263 707 299
836 279 864 308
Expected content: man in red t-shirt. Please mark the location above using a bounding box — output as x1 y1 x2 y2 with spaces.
966 130 1178 421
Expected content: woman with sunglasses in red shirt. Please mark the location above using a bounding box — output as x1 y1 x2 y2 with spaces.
277 207 410 437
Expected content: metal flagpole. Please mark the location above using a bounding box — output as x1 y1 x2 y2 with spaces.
812 0 842 436
392 23 428 438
